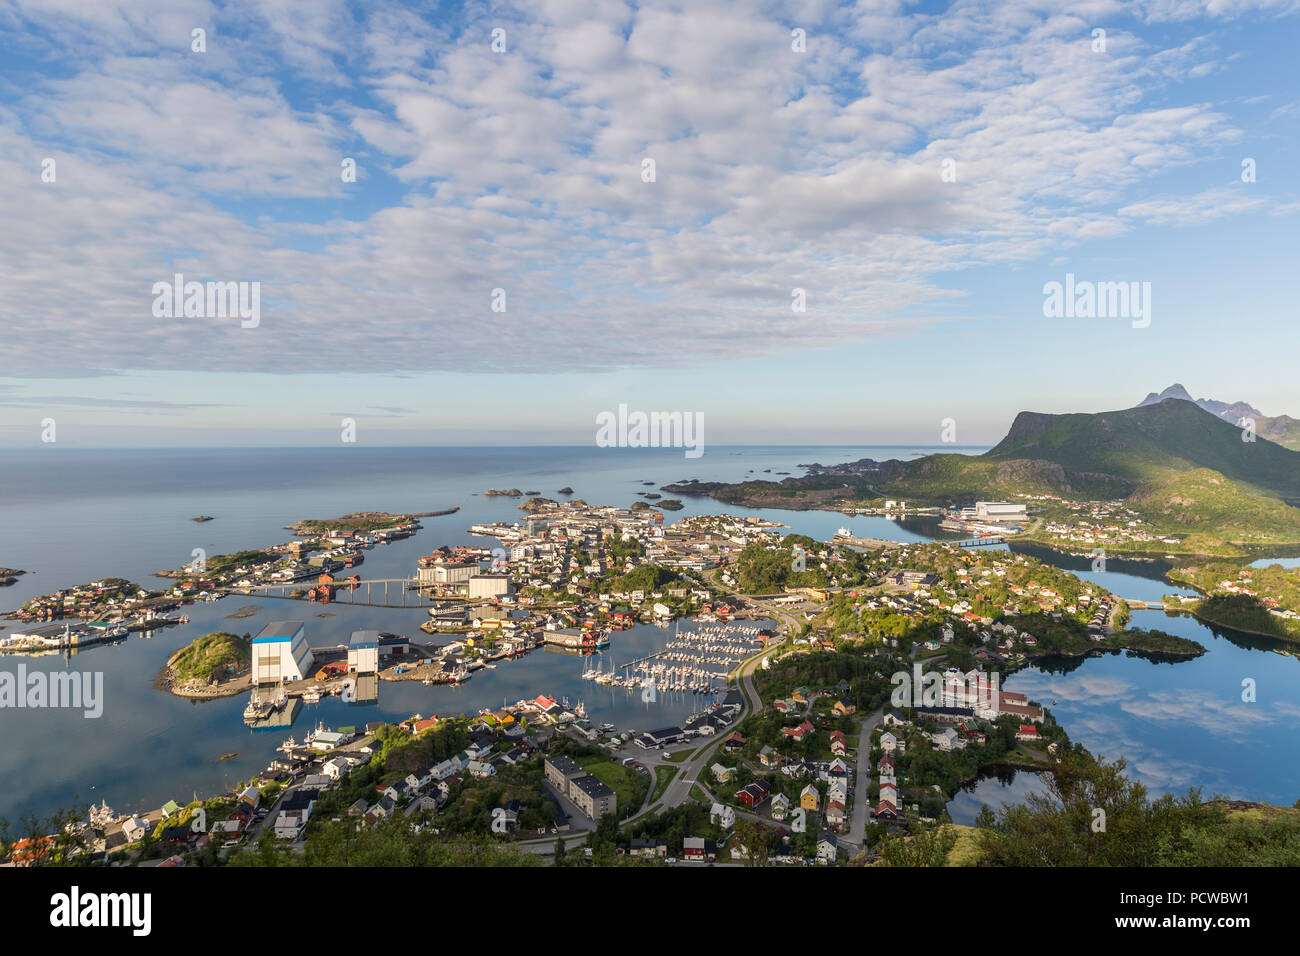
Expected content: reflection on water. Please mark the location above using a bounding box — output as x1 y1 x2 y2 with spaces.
3 444 1300 818
945 769 1051 825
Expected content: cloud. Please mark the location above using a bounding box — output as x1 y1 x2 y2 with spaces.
0 0 1294 378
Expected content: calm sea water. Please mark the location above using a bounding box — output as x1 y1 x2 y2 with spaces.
1 445 1298 821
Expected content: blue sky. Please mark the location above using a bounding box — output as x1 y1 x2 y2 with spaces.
1 0 1298 447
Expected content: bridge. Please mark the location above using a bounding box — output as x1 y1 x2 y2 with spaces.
239 578 440 609
954 537 1005 548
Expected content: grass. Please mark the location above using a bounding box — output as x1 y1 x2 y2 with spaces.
651 766 678 804
945 825 985 866
579 757 648 813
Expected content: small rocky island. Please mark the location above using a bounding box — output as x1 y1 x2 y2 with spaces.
557 487 574 495
285 508 457 535
0 567 25 586
158 631 252 699
485 488 523 497
192 515 214 522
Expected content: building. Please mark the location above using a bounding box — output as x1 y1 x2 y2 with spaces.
468 573 515 599
975 501 1028 523
683 837 717 863
251 621 314 685
544 755 615 820
817 833 839 864
418 561 477 586
800 784 820 811
347 630 379 674
569 774 616 820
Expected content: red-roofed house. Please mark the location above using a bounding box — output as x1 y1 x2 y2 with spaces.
784 720 815 742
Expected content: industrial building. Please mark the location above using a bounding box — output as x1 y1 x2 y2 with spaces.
417 561 478 586
974 501 1028 522
347 630 379 674
251 621 314 685
467 573 515 599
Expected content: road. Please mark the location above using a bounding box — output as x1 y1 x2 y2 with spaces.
517 589 799 854
845 705 885 850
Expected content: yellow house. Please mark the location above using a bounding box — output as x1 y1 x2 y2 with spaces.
833 699 856 717
800 784 820 811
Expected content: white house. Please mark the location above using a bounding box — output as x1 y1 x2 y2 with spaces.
770 793 791 821
710 803 736 830
817 834 839 865
122 815 148 843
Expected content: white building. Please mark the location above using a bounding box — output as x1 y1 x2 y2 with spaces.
418 561 477 586
974 501 1028 522
251 621 314 685
468 573 515 599
347 630 379 674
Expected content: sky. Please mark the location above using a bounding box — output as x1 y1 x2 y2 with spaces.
1 0 1298 447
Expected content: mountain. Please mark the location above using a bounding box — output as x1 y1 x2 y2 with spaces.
985 399 1300 501
1133 383 1300 450
664 397 1300 553
1136 383 1264 422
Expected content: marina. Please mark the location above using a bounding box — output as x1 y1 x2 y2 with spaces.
1 444 1297 825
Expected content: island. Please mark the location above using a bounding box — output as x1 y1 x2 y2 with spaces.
0 567 24 586
285 509 456 535
158 631 251 699
484 488 523 497
192 515 214 523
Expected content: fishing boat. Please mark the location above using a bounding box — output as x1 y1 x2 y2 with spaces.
277 736 302 753
301 686 322 703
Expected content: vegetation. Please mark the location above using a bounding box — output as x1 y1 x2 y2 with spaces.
166 631 250 682
975 750 1300 866
231 818 542 867
1168 562 1300 641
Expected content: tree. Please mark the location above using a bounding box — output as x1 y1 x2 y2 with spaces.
875 821 957 867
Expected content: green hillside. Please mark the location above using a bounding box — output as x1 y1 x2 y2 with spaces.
1259 414 1300 451
1128 468 1300 550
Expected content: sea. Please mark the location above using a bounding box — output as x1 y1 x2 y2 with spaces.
0 445 1297 823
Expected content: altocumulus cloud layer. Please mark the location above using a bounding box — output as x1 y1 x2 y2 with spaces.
0 0 1294 377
